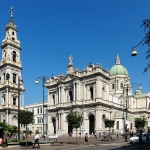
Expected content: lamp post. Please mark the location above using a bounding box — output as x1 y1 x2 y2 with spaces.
35 76 49 140
124 84 129 142
131 19 150 73
123 82 142 142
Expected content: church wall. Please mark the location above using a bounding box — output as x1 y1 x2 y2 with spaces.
137 98 146 108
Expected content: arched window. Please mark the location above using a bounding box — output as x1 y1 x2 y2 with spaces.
69 90 73 102
116 121 119 129
3 73 5 81
13 97 16 105
117 80 118 89
52 94 55 105
102 87 105 100
90 87 93 99
112 84 115 89
13 51 16 62
13 73 16 83
3 96 5 106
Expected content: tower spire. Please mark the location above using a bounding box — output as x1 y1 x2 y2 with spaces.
5 6 17 31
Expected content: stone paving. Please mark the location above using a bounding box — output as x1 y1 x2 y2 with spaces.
0 135 131 149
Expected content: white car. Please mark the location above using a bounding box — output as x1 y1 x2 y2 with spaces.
129 133 147 144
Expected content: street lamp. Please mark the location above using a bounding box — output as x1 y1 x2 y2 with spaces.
123 83 129 142
131 19 150 72
35 76 49 140
123 82 142 142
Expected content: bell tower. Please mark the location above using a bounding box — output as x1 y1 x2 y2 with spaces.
0 7 25 125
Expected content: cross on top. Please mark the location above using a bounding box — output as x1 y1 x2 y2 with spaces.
10 6 14 19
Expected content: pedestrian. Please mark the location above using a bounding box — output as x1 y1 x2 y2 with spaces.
129 131 132 138
68 132 72 140
22 132 25 140
131 131 134 137
32 132 40 149
84 133 89 145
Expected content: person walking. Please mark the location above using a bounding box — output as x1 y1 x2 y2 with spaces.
84 133 89 145
131 131 134 137
32 132 40 149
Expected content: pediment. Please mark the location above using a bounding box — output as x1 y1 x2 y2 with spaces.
63 74 74 82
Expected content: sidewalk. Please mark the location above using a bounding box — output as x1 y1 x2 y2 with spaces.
1 135 128 149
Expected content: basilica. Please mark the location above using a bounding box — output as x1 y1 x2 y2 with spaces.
46 55 150 136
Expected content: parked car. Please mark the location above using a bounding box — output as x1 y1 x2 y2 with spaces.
129 133 147 144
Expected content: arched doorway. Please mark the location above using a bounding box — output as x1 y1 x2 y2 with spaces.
52 117 56 133
102 114 106 129
89 114 95 135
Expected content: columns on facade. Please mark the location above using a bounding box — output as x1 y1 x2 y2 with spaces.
58 87 61 103
73 83 75 100
6 87 9 105
95 108 102 129
61 113 64 129
83 83 86 100
86 85 89 99
96 78 101 98
93 84 96 99
106 83 109 100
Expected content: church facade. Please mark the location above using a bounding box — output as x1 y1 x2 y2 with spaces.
46 55 150 136
0 8 25 125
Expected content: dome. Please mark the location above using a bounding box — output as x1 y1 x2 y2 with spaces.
110 65 128 76
109 54 128 76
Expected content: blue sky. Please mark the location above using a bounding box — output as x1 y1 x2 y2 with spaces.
0 0 150 106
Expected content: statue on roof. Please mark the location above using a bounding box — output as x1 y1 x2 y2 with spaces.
69 55 73 65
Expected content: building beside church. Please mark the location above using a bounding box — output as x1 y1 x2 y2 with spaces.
0 8 25 125
25 102 48 134
46 55 150 136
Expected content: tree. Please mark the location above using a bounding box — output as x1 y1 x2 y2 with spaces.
66 112 83 144
104 118 115 132
135 117 146 132
18 110 34 149
0 122 17 140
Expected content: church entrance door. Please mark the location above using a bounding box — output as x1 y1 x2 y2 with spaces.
89 114 95 135
52 117 56 133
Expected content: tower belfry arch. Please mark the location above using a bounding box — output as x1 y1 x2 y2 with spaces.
0 7 25 125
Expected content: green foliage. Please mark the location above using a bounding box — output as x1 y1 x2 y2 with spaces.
18 110 34 125
66 112 83 129
104 119 115 128
135 117 146 129
0 122 18 139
